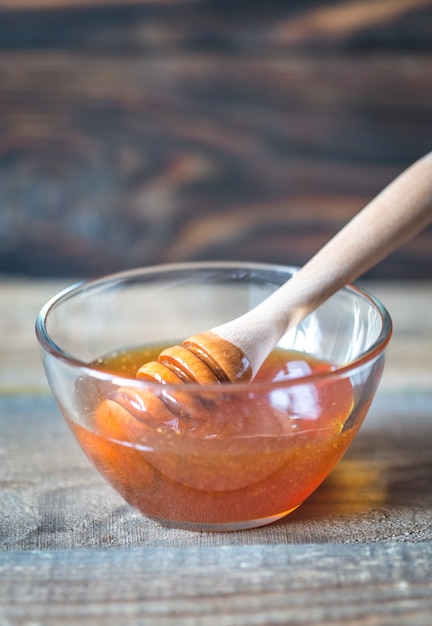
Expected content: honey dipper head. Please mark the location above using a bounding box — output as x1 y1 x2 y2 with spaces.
136 331 253 384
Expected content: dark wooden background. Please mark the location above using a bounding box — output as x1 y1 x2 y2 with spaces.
0 0 431 279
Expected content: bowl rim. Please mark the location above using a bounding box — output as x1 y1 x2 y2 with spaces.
35 261 393 392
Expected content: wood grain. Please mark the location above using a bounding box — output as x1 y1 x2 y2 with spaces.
0 0 431 278
2 279 431 393
1 543 432 625
1 389 432 550
1 279 432 548
0 0 431 52
1 278 432 625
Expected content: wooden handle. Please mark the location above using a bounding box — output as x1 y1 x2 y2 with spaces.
213 152 432 376
136 152 432 385
292 151 432 305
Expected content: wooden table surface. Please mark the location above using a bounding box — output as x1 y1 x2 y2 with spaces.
1 0 432 280
1 277 432 624
1 0 432 622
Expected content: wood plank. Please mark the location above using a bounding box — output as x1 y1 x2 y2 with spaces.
0 0 185 7
1 277 432 623
361 282 432 391
0 0 430 53
0 50 431 277
1 390 432 550
0 278 70 392
1 279 431 392
0 0 431 279
1 543 432 625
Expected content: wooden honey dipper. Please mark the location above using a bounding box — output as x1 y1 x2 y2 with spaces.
137 153 432 386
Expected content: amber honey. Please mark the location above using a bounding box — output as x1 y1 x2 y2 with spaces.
69 345 363 529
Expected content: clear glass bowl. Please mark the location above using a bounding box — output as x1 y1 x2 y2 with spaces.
36 262 392 531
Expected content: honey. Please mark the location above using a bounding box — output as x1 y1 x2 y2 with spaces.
69 345 362 529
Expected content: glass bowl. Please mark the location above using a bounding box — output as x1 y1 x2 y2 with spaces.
36 262 392 531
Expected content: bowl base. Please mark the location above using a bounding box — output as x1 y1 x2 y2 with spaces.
152 506 300 532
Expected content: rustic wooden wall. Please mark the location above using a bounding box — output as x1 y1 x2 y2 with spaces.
0 0 431 279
